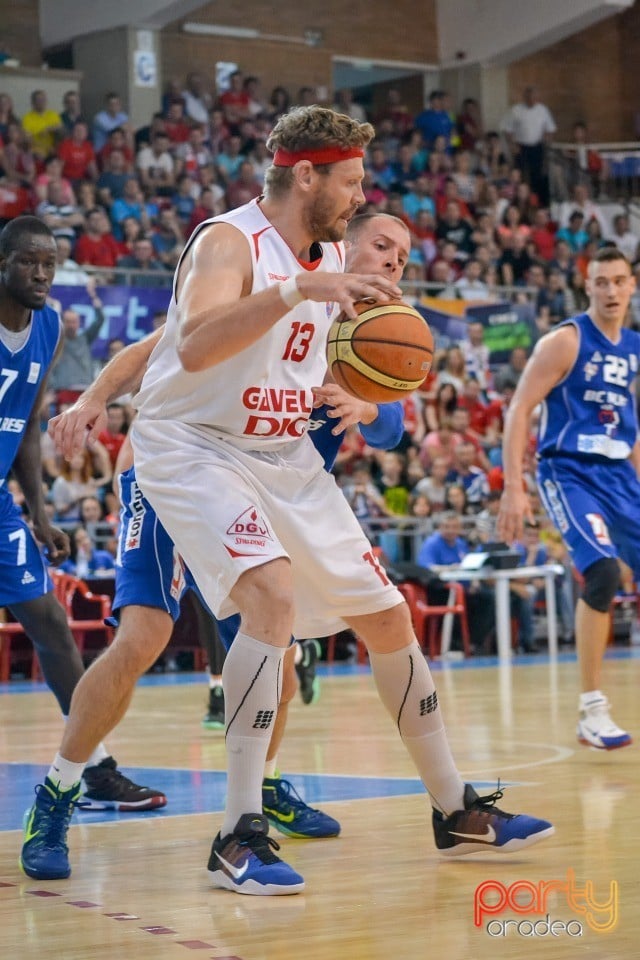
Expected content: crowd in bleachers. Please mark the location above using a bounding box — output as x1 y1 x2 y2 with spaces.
5 69 640 652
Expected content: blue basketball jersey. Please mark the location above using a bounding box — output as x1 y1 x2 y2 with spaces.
537 313 640 461
0 304 61 484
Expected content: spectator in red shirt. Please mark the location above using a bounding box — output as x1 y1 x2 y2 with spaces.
530 207 556 260
0 175 32 226
458 377 490 436
188 186 226 233
98 127 135 172
98 403 127 469
164 100 191 146
75 207 122 268
219 70 251 130
57 121 98 185
225 159 262 209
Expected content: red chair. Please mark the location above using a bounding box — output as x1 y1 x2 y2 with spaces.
0 615 28 682
397 580 471 659
32 572 115 678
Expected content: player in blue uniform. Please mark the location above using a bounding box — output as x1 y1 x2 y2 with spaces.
499 246 640 749
21 213 407 876
0 218 166 883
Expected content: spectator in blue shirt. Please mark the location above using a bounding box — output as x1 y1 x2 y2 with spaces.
556 210 589 253
417 512 495 651
61 527 115 577
415 90 455 149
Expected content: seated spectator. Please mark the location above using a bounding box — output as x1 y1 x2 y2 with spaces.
110 177 150 239
117 235 166 286
53 236 90 286
529 207 556 260
413 455 449 512
182 72 213 128
564 268 590 316
60 90 86 137
424 380 458 433
415 90 454 149
217 134 245 183
188 185 226 232
164 98 191 145
219 70 251 129
536 267 567 325
93 92 130 153
416 511 495 651
50 447 112 523
498 233 534 286
375 451 411 516
447 440 489 508
79 495 117 549
461 322 490 390
559 182 608 234
57 120 97 185
435 179 472 221
175 124 212 180
0 175 32 226
21 89 62 159
36 180 85 242
436 345 467 393
137 131 176 196
98 127 135 173
61 526 116 578
332 87 367 122
134 111 167 151
35 154 75 205
556 210 588 252
436 199 474 255
494 346 529 394
267 86 290 124
419 416 464 471
152 207 185 268
444 482 471 518
341 460 390 524
496 203 531 248
96 148 131 205
169 173 195 230
97 402 127 468
454 258 489 300
452 151 477 202
50 281 105 402
75 207 122 268
1 120 37 187
402 172 436 224
0 92 20 140
225 159 263 209
458 376 493 439
608 213 638 261
76 180 98 219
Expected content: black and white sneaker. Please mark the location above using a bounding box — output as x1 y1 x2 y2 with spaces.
77 757 167 811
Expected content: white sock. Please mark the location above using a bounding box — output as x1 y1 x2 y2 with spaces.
86 742 110 769
580 690 605 708
221 631 285 837
264 756 278 779
293 643 302 665
48 753 86 791
209 674 223 689
368 642 465 815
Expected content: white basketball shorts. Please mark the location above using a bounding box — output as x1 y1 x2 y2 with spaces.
131 419 402 638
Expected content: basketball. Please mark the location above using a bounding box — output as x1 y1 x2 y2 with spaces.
326 300 434 403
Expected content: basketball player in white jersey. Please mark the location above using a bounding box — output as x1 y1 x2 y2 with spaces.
32 108 554 895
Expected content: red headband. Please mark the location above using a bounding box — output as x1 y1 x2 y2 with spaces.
273 146 364 167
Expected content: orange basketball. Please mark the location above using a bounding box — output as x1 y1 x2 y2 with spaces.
326 300 434 403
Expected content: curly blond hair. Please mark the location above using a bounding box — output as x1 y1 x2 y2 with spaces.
264 105 374 198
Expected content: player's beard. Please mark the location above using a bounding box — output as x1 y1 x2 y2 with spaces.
305 190 350 243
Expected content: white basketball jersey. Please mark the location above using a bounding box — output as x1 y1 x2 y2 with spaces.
134 199 344 448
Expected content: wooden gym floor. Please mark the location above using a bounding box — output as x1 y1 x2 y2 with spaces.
1 650 639 960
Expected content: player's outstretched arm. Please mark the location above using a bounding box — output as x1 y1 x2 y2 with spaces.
175 225 402 372
48 327 163 459
497 325 578 544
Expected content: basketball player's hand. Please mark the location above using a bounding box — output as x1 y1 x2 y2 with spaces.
312 384 378 435
496 486 535 544
33 523 71 565
49 395 108 459
296 272 402 319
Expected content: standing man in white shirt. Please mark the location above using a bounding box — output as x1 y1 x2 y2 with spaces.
500 86 556 205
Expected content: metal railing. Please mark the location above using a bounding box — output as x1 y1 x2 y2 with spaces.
549 141 640 204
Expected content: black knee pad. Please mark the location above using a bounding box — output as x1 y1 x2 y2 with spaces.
582 558 620 612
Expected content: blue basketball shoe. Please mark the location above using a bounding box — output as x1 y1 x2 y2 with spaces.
433 784 554 856
20 778 80 879
262 775 340 838
208 813 305 895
